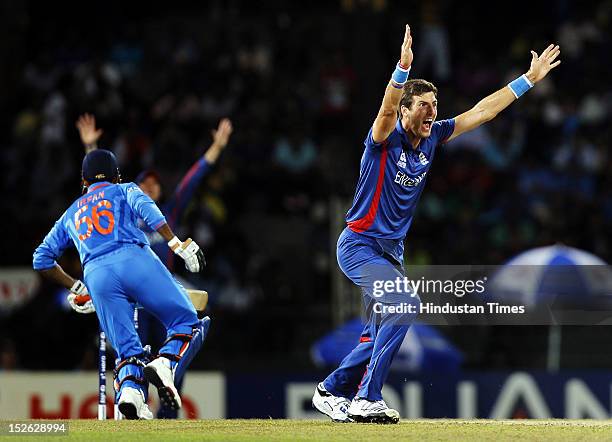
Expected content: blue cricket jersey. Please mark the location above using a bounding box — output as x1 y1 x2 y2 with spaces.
33 182 167 271
139 157 211 270
346 118 455 253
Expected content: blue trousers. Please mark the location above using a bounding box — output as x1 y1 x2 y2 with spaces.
84 244 198 393
323 228 418 401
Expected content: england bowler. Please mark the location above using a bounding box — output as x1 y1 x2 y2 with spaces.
313 24 561 423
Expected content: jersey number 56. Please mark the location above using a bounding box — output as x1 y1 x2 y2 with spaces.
74 201 115 241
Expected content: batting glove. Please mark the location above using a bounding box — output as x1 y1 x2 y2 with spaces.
168 237 206 273
67 280 96 314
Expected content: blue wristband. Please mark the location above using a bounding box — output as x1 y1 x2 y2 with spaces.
391 62 410 85
507 74 534 98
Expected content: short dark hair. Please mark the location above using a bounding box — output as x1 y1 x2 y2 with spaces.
399 79 438 110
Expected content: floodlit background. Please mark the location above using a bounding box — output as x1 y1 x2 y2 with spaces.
0 0 611 419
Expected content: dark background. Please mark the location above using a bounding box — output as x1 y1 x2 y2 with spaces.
0 0 610 373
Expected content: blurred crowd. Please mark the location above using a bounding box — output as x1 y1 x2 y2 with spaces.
1 0 611 371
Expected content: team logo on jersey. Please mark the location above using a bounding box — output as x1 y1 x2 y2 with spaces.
397 152 407 169
418 152 429 165
395 171 427 187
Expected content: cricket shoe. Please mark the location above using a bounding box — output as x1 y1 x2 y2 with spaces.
117 387 153 420
347 397 400 424
144 357 182 411
312 382 352 422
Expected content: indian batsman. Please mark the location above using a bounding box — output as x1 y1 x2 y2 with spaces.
33 149 210 419
312 25 561 423
76 114 232 418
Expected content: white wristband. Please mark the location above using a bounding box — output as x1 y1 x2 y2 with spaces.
168 236 181 250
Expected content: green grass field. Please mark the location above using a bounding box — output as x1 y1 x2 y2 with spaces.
3 419 612 441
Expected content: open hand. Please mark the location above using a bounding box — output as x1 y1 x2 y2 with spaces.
400 25 413 68
526 44 561 84
211 118 233 150
76 113 103 146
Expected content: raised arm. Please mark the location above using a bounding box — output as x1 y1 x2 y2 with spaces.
447 44 561 142
371 25 414 144
204 118 233 164
76 113 103 153
167 118 233 225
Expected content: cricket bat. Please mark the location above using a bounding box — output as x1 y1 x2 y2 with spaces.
75 290 209 312
186 289 208 311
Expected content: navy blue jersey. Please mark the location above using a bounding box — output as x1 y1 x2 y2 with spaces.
33 182 166 270
346 118 454 240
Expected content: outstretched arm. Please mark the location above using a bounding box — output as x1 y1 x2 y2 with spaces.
76 113 103 153
447 44 561 142
167 118 233 225
371 25 414 144
204 118 233 164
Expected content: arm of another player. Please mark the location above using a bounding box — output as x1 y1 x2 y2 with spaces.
447 44 561 142
166 118 233 225
76 113 103 153
371 25 414 144
33 217 95 313
204 118 233 164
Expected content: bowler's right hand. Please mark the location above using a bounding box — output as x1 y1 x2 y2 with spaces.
400 24 413 68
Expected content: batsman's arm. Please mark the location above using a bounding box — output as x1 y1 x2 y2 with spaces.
123 183 206 272
447 44 561 142
372 25 413 144
156 223 179 243
76 113 103 153
124 182 167 231
38 264 78 290
157 223 206 273
33 215 76 289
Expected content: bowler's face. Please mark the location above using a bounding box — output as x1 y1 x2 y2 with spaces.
402 92 438 139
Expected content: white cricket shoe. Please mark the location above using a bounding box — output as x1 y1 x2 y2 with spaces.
117 387 153 420
312 382 352 423
347 397 400 424
143 357 182 410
